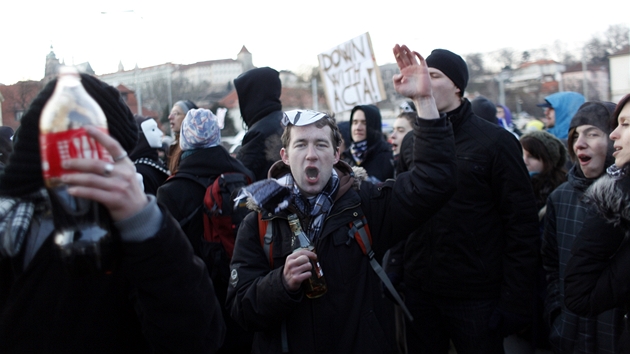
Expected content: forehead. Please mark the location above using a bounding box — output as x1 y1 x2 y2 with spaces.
428 67 446 77
289 124 333 144
393 117 412 129
352 110 366 121
575 124 604 134
171 105 185 113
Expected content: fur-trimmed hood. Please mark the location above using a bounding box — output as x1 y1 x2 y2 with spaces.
584 174 630 228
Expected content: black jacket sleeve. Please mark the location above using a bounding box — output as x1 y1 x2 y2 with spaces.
564 207 630 317
122 205 226 352
541 196 562 323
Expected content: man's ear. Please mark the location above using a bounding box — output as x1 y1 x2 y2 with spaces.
333 147 340 164
280 147 289 165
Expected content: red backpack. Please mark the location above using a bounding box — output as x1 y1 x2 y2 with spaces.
165 172 252 281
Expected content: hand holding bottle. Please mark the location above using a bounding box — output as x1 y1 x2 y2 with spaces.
61 126 148 222
282 249 318 292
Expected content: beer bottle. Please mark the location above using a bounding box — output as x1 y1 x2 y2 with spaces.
288 214 327 298
39 66 116 275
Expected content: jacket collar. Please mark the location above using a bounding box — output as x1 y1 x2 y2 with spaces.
445 98 472 132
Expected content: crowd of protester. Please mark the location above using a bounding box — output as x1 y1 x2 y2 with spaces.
1 42 630 354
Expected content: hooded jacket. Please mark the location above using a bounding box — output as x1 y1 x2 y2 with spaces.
542 165 624 353
403 99 540 316
341 105 394 182
564 171 630 317
544 92 585 140
226 116 456 353
234 67 284 181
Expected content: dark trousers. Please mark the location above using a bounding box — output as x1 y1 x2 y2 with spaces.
405 290 504 354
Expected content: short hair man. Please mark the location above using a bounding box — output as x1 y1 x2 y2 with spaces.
402 49 540 353
226 45 457 353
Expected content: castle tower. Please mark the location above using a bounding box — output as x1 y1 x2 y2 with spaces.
44 45 61 84
237 46 254 72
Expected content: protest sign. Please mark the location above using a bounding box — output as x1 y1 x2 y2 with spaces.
318 33 386 113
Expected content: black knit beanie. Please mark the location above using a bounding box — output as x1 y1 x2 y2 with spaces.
426 49 469 95
0 74 138 197
567 101 616 162
471 96 498 124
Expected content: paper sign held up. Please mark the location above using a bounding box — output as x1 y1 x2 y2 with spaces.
318 33 386 113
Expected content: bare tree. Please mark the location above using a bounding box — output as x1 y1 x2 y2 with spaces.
494 48 517 70
466 53 486 77
584 24 630 65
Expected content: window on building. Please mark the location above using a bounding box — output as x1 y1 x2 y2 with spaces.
15 110 24 121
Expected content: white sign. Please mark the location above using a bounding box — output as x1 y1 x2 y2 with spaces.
318 33 386 113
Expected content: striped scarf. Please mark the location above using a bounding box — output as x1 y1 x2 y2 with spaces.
0 188 49 258
350 140 368 166
286 170 339 241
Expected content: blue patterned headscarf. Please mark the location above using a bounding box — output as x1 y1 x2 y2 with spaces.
180 109 222 151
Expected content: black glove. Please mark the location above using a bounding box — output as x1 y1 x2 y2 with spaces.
488 307 531 338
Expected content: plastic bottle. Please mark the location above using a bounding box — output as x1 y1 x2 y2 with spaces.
39 66 115 274
287 214 327 298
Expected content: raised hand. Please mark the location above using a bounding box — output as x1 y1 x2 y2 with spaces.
61 126 148 221
392 44 439 119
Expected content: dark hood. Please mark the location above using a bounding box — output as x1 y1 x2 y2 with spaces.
234 67 282 128
350 105 383 146
129 131 159 162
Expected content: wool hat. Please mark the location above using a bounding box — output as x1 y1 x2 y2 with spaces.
174 100 197 115
471 96 498 124
0 73 138 197
0 126 14 141
180 108 222 151
567 101 616 162
521 130 567 169
426 49 469 95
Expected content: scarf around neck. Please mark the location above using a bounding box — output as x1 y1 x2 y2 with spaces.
0 188 49 259
238 169 340 242
350 140 368 166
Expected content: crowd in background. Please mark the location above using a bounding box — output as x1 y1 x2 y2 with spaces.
2 43 630 354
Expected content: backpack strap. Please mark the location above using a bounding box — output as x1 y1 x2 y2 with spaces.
348 217 414 322
258 213 273 268
163 172 212 228
257 213 287 352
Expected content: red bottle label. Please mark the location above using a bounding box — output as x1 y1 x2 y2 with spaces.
40 127 111 180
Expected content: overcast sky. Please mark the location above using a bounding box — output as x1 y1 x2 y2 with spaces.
2 0 628 85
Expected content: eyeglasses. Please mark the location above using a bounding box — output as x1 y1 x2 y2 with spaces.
282 109 330 127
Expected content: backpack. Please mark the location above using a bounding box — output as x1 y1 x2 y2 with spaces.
257 212 413 322
166 171 252 282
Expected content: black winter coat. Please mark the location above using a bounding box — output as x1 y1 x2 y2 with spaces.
542 165 624 353
0 204 225 353
129 133 169 196
227 117 456 353
341 138 394 182
403 99 540 315
564 173 630 352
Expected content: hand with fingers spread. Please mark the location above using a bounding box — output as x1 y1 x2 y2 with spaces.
282 249 317 292
60 126 148 221
392 44 439 119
